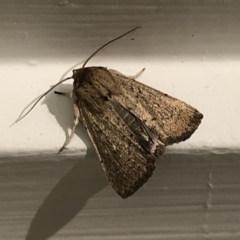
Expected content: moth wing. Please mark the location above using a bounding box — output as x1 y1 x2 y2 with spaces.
109 69 203 146
77 99 164 198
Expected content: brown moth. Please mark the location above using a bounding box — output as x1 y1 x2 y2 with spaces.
20 27 203 198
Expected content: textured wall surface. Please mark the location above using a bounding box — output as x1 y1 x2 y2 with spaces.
1 153 240 240
1 0 240 239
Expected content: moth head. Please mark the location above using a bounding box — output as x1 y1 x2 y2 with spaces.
72 68 84 81
72 68 90 89
72 68 80 78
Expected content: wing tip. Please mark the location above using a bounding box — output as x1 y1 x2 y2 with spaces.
182 109 203 141
168 109 203 145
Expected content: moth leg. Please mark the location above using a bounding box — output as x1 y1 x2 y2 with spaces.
127 68 145 79
54 91 72 98
58 103 80 153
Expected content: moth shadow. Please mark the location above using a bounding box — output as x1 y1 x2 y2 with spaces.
42 83 91 146
25 85 109 240
25 149 108 240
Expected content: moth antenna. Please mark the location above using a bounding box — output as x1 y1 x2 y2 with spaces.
82 26 141 68
15 76 73 123
16 27 140 124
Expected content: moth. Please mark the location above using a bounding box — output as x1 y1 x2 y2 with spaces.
20 27 203 198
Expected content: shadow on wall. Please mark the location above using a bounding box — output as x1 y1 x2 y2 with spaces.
25 148 108 240
25 83 109 240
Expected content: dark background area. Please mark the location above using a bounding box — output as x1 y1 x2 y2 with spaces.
1 153 240 239
1 0 240 60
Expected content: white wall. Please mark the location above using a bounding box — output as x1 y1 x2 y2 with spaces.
1 0 240 156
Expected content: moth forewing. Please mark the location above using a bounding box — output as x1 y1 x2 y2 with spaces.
71 67 202 198
72 67 166 198
109 69 203 146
